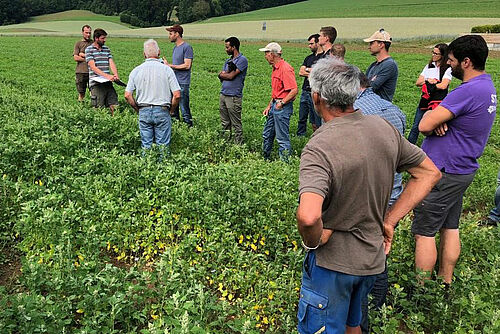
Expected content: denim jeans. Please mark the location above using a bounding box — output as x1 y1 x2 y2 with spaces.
360 263 388 334
172 83 193 126
407 107 425 144
488 169 500 222
297 90 321 136
390 172 403 206
139 106 172 150
262 101 292 161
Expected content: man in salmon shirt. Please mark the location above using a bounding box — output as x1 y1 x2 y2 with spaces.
260 42 298 162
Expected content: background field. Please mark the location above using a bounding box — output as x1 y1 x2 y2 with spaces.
205 0 500 22
0 35 499 333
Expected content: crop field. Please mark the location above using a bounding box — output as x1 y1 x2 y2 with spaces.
205 0 500 22
0 36 499 333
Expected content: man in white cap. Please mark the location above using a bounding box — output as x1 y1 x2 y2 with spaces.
364 29 398 102
259 42 298 162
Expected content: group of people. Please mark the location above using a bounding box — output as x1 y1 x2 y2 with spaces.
73 25 498 334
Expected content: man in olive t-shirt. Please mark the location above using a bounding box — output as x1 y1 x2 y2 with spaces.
296 58 440 334
73 25 92 101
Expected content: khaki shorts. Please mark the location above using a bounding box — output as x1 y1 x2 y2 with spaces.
75 73 89 94
90 82 118 108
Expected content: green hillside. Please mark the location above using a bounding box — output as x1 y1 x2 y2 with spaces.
205 0 500 22
30 10 124 25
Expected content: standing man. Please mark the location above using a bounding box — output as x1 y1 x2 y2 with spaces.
124 39 181 156
354 73 407 334
259 42 298 162
85 28 120 115
297 34 323 136
364 29 398 102
218 36 248 144
165 24 194 127
485 169 500 226
73 25 92 101
414 35 497 284
297 57 440 334
318 26 337 56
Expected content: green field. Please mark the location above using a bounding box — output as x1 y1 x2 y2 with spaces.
30 10 126 26
206 0 500 22
0 36 499 333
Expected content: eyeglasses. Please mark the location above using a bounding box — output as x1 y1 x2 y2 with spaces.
432 51 441 56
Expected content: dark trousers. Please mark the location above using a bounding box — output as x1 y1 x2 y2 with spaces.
407 107 425 144
360 262 388 334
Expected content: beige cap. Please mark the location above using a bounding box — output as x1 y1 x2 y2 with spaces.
363 29 392 43
259 42 282 53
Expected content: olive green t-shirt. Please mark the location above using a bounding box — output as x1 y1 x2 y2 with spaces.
74 40 92 73
299 111 426 276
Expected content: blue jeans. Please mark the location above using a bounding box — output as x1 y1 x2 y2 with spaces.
172 83 193 126
262 101 292 161
297 90 321 136
139 106 172 151
390 172 403 206
407 107 425 144
360 263 388 334
298 251 377 334
488 169 500 222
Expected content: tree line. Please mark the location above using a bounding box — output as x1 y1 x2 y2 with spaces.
0 0 304 27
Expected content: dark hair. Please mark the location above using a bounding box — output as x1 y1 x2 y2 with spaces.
429 43 450 79
320 26 337 44
82 25 91 31
225 36 240 51
358 72 371 89
93 28 107 41
448 35 488 70
383 41 391 51
308 33 320 43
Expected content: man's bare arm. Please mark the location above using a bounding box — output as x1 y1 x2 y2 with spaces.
419 105 454 136
124 91 139 112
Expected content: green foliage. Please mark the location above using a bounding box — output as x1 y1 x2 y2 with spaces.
471 24 500 33
0 36 499 333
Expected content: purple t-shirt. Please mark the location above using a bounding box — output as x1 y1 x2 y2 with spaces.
422 74 497 174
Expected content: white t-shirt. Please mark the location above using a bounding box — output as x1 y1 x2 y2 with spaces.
420 62 452 81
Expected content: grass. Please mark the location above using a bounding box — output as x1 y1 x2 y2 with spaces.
30 10 125 25
0 36 498 333
205 0 500 22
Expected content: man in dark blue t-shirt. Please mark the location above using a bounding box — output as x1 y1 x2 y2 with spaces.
297 34 323 136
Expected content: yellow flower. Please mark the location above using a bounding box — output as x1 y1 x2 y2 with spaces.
250 244 257 251
76 309 84 314
238 235 244 244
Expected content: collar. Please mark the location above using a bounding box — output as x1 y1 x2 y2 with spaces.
145 58 162 63
273 58 285 70
375 56 392 65
356 87 375 100
229 53 242 61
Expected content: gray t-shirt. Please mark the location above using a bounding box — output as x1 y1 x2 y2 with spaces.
299 111 426 276
172 42 194 85
366 57 398 102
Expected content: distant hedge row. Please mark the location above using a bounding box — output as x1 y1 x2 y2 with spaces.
471 24 500 33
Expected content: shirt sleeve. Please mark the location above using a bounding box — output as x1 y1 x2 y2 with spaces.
73 42 80 56
235 56 248 72
442 67 453 81
299 145 331 198
85 47 94 63
420 64 428 77
440 85 472 117
167 67 181 92
396 135 427 173
370 61 397 91
184 45 194 60
125 69 136 93
282 66 298 91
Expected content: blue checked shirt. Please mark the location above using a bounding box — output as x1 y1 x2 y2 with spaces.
354 87 406 134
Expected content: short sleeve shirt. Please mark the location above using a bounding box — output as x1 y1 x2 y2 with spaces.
74 39 92 73
271 59 297 99
421 74 497 174
126 58 181 106
172 42 194 85
299 111 426 275
221 53 248 97
366 57 398 102
420 62 452 81
301 52 322 91
85 44 113 87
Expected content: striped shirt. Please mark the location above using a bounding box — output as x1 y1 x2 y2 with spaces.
85 44 113 87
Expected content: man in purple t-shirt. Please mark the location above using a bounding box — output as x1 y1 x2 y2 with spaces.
414 35 497 284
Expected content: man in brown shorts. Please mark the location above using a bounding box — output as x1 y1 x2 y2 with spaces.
73 25 92 102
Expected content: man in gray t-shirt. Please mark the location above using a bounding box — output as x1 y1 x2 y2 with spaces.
296 57 440 334
164 24 194 127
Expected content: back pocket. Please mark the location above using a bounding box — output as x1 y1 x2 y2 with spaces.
297 286 328 334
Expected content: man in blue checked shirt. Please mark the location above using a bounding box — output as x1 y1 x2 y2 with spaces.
354 72 407 334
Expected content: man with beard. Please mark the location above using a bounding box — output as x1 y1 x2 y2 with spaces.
414 35 497 285
85 28 120 115
364 29 398 102
297 34 323 136
73 25 92 101
164 24 194 127
218 36 248 144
